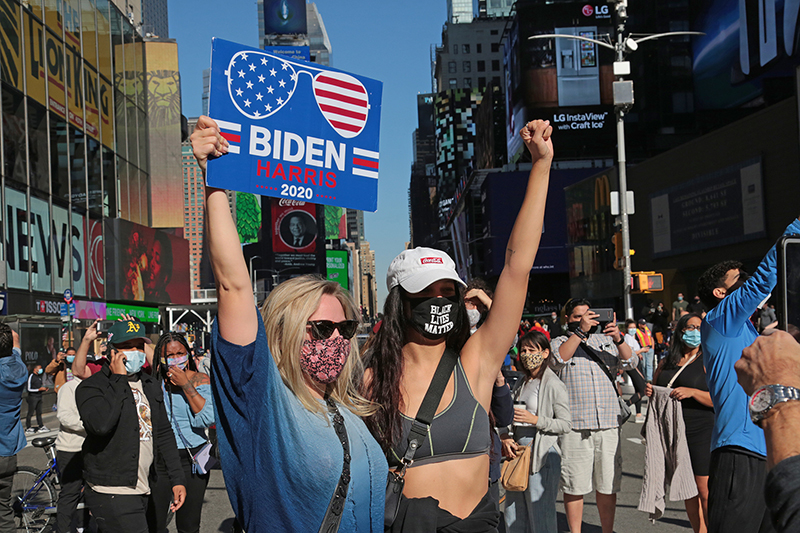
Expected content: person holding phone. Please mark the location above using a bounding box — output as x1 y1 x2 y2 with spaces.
697 215 800 533
148 332 214 533
76 318 186 533
550 298 634 533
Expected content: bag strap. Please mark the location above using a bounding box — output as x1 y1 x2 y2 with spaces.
666 352 700 389
165 383 207 472
318 395 350 533
576 339 621 398
399 348 460 471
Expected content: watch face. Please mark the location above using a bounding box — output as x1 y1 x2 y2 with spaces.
752 388 774 412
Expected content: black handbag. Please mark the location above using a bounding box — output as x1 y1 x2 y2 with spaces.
384 348 459 528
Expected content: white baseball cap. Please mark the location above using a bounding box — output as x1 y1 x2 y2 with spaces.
386 247 466 294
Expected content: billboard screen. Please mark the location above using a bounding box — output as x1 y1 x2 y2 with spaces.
263 0 307 35
691 0 800 110
104 218 190 304
504 1 615 161
144 41 184 228
271 199 318 253
326 249 348 289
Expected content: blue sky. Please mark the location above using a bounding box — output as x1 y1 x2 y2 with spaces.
170 0 448 307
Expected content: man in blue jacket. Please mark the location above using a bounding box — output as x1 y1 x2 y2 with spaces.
0 324 29 530
698 215 800 533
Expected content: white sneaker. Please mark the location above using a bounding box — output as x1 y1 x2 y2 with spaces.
37 426 49 434
635 414 645 424
25 428 36 434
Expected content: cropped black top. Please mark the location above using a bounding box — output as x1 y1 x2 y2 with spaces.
388 360 491 468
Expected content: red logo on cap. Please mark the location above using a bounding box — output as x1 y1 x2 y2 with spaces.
421 257 444 265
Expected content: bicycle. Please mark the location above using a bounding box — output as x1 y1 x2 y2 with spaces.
12 436 60 533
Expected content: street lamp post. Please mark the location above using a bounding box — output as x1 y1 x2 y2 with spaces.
249 255 261 306
528 0 702 319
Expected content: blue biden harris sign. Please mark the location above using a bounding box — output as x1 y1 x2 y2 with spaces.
206 38 383 212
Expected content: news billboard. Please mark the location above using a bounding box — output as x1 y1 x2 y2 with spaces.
104 218 190 305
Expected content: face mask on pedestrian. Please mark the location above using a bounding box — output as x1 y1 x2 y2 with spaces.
36 368 43 375
520 349 546 372
66 355 75 364
122 350 146 375
167 354 189 370
678 295 684 301
408 296 461 339
467 308 481 328
627 327 636 336
300 336 351 384
681 330 701 348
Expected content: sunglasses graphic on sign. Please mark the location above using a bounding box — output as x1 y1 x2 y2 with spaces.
225 51 371 139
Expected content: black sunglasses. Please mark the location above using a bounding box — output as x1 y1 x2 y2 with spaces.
307 320 359 340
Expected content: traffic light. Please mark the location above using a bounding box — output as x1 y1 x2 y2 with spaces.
613 232 623 270
631 272 664 294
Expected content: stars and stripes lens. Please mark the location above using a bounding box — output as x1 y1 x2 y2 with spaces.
226 51 299 120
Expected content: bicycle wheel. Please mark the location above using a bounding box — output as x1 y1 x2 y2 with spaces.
12 466 56 533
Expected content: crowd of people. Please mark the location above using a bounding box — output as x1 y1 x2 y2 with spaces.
0 115 794 533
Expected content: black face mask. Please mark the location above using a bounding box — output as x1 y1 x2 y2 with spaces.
408 296 461 339
567 320 601 335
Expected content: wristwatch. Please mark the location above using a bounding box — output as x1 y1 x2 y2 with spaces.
749 384 800 425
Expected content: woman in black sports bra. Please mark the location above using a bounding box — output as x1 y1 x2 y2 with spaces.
362 120 555 532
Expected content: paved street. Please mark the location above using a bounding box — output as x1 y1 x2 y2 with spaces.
17 394 696 533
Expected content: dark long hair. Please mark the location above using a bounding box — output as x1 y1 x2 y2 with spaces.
152 332 197 380
663 313 702 371
362 284 470 452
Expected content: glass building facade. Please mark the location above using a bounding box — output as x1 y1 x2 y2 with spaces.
0 0 175 362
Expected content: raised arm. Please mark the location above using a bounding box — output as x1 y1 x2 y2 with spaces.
191 116 257 346
463 120 552 388
73 320 99 380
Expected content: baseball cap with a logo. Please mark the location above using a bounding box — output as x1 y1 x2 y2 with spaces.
106 319 152 347
386 247 467 294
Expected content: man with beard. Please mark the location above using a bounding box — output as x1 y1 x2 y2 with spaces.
697 215 800 533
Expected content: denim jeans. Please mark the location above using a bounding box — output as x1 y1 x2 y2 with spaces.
640 348 655 382
504 444 561 533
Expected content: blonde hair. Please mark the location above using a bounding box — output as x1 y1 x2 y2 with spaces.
260 275 376 418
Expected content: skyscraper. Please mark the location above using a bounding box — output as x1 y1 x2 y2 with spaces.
448 0 475 23
141 0 168 37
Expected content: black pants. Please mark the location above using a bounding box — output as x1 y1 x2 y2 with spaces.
708 446 775 533
148 446 209 533
26 394 42 428
56 450 88 533
84 487 148 533
0 455 17 531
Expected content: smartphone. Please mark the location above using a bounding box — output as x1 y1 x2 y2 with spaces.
776 235 800 341
590 308 615 324
95 320 116 334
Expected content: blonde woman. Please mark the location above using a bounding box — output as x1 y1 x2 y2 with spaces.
192 116 387 533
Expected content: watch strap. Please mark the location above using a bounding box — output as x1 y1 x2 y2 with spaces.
751 384 800 424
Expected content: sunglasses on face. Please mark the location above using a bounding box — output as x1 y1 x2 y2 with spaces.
306 320 359 340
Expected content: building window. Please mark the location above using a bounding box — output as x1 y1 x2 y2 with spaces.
491 43 500 53
477 60 485 72
462 44 470 54
464 78 472 88
491 30 498 35
448 61 457 73
492 76 501 86
477 43 482 53
453 44 458 54
462 61 471 73
478 76 487 88
492 60 500 71
449 78 458 88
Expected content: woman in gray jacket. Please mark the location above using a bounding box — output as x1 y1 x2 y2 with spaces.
502 330 572 532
